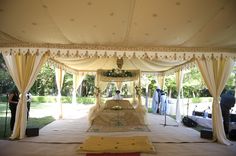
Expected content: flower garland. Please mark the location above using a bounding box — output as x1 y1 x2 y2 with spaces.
103 68 134 77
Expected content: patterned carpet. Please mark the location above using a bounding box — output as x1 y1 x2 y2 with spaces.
87 125 150 132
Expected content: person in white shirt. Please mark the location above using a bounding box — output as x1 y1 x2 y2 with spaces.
113 90 123 100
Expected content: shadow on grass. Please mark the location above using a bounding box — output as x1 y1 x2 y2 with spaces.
0 116 55 139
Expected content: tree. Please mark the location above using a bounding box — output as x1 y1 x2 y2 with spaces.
0 54 15 94
61 73 73 96
183 67 204 98
31 63 56 95
164 74 177 98
81 74 95 97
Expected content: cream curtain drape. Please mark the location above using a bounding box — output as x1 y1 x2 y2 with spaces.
175 70 184 123
3 52 48 139
55 67 65 119
88 73 107 124
100 81 108 94
72 73 85 104
157 75 165 89
115 82 123 90
135 75 147 123
197 58 234 145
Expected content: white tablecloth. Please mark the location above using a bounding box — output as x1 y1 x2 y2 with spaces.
189 116 236 131
189 116 212 129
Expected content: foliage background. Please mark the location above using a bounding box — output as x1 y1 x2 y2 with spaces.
0 54 235 99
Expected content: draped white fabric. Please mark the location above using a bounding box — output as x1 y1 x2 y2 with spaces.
3 53 47 139
116 82 123 90
196 58 234 145
88 69 147 125
51 57 188 73
157 75 165 89
175 70 184 123
72 73 85 104
55 67 65 119
100 82 108 93
135 74 147 123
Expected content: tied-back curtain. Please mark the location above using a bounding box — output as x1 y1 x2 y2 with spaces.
3 52 48 139
135 75 147 123
197 57 234 145
55 67 65 119
157 75 165 89
72 73 85 104
100 81 108 94
175 69 184 123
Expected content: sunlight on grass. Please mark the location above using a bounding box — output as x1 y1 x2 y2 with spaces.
0 116 55 139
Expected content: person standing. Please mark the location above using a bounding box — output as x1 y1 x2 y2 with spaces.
160 90 168 115
8 88 19 131
220 90 235 135
152 87 161 113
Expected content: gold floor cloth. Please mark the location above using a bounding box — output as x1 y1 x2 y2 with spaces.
77 136 156 154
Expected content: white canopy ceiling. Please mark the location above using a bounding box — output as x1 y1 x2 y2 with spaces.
50 57 188 73
0 0 236 73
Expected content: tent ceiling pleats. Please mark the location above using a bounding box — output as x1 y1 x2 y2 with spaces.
0 0 236 73
0 0 236 48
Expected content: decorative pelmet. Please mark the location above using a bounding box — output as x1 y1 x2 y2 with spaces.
0 47 235 60
0 46 235 76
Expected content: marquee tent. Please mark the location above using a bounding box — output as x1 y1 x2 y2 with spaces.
0 0 236 145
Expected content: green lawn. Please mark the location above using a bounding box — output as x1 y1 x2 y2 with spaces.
0 102 55 139
0 99 95 140
0 102 52 117
0 102 8 116
0 116 55 139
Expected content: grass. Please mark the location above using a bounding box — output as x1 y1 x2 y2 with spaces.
0 102 8 117
0 97 95 139
0 116 55 139
0 102 57 140
0 102 54 116
0 95 96 104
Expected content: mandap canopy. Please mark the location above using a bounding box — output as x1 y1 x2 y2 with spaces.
0 0 236 145
88 68 146 125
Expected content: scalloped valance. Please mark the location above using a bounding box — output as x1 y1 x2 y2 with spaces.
0 46 236 61
0 46 235 76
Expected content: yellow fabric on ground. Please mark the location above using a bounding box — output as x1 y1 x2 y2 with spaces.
77 136 156 153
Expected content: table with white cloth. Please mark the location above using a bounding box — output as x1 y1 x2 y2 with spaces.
189 116 236 130
189 116 212 129
92 100 145 127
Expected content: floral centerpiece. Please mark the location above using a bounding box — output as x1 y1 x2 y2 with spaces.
111 105 123 110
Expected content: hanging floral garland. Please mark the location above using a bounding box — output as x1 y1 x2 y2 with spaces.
103 68 135 77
